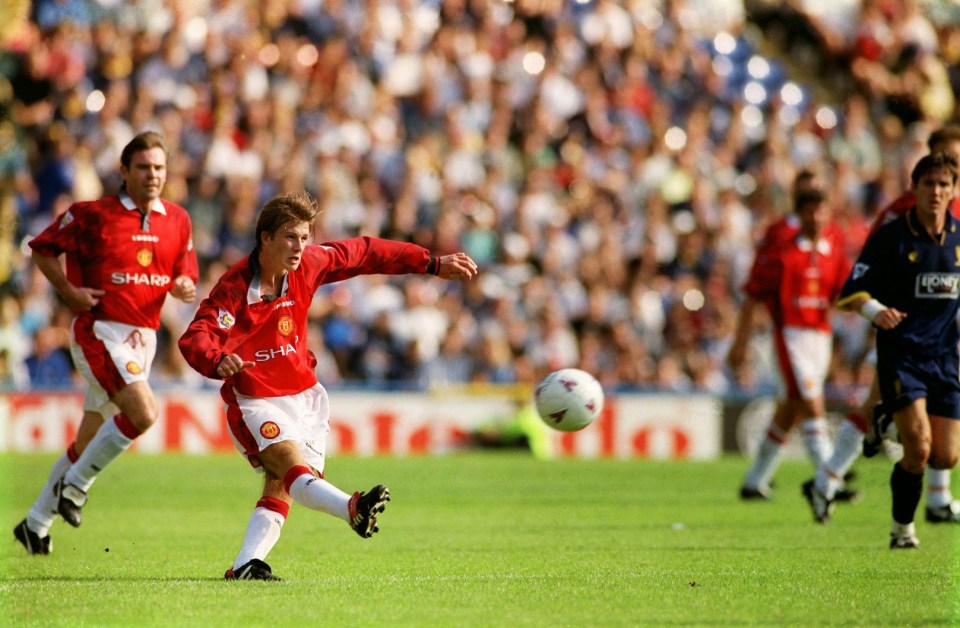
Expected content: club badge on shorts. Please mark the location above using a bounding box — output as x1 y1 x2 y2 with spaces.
277 314 294 337
260 421 280 439
126 361 143 375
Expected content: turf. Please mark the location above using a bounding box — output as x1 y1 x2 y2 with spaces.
1 452 957 626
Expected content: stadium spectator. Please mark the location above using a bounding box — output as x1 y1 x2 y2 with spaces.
833 152 960 549
177 191 478 581
729 187 851 502
13 131 199 555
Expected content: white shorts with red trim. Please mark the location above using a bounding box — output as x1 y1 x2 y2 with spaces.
70 318 156 416
775 325 831 401
226 383 330 474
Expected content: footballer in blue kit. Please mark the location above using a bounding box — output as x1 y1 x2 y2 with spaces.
836 152 960 549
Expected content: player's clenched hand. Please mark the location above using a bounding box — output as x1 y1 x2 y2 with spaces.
66 286 107 311
436 252 478 280
873 307 907 330
171 276 197 302
217 354 255 378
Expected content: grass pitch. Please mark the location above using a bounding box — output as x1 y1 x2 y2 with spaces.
1 451 957 626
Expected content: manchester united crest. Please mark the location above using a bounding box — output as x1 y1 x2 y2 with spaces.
136 248 153 267
260 421 280 439
277 314 294 337
126 361 143 375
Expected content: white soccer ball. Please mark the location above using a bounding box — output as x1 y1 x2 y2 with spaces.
534 368 604 432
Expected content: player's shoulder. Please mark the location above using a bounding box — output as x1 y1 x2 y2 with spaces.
209 258 254 301
159 198 191 220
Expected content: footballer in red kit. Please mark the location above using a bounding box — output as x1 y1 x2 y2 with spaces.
14 132 199 556
179 191 477 581
730 188 851 503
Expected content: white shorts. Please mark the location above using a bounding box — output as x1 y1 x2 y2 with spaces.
226 383 331 474
774 326 831 401
70 318 156 416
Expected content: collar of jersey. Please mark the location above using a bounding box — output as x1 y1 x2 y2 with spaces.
119 190 166 215
795 235 831 255
247 269 289 305
906 206 956 244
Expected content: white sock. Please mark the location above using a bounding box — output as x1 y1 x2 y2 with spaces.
926 467 954 508
64 418 135 491
743 426 786 490
287 473 351 521
801 417 831 469
815 419 864 499
25 451 73 536
233 504 286 569
890 520 916 536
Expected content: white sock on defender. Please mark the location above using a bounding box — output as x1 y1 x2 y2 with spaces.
801 418 831 469
744 425 787 490
284 466 350 521
233 498 289 569
25 450 74 536
64 417 136 491
926 467 954 508
815 419 864 499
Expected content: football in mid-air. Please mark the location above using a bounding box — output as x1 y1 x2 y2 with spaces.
534 368 604 432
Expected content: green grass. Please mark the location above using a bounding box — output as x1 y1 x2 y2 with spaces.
1 452 958 626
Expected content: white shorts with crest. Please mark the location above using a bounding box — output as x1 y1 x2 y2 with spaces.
226 383 331 475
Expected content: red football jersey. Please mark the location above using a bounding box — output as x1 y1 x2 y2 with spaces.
868 192 960 237
743 233 850 331
179 237 431 397
29 194 199 329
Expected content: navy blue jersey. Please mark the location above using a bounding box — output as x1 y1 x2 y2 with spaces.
839 208 960 354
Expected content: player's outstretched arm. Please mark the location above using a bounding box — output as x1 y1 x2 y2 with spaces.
431 252 478 281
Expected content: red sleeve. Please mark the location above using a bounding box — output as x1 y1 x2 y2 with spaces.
178 273 243 379
28 204 85 257
742 241 782 300
309 237 430 290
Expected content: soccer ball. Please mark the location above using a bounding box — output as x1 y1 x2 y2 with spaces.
533 368 604 432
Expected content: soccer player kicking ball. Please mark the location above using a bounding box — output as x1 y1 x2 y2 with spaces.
835 152 960 549
15 132 199 555
179 191 477 580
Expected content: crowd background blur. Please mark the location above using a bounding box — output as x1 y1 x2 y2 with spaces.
1 0 958 404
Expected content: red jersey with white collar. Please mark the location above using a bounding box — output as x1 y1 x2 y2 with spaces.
868 191 960 237
29 194 199 329
743 231 850 331
178 237 431 397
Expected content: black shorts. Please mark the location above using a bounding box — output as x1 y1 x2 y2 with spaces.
877 345 960 418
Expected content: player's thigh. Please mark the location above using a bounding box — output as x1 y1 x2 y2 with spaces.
257 440 309 480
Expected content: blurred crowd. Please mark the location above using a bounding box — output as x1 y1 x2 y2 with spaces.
1 0 958 402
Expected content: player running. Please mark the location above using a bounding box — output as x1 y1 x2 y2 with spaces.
810 124 960 525
834 152 960 549
14 131 199 555
730 187 851 502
